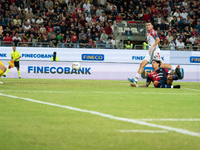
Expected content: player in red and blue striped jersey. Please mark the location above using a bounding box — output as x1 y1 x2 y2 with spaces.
130 60 183 89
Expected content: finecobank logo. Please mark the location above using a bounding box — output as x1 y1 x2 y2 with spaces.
132 56 164 61
22 54 53 58
82 54 104 61
0 53 7 57
28 66 91 74
190 57 200 63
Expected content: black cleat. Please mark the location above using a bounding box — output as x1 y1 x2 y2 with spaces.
174 85 180 89
175 67 184 79
3 75 6 77
19 77 21 79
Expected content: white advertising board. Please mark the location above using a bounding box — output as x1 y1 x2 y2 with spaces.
1 61 199 82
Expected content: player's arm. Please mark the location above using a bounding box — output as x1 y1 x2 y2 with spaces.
149 37 160 54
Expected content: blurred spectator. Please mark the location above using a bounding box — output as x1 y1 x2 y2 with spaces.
166 32 173 43
71 31 78 43
180 9 188 20
25 8 34 19
161 39 169 50
104 22 113 36
86 13 92 23
80 35 88 48
191 28 199 37
36 16 44 25
160 20 167 31
125 40 133 49
51 34 58 47
185 38 192 50
80 16 87 27
13 16 21 26
97 38 105 49
96 6 104 17
79 30 86 41
87 38 95 48
12 33 21 46
41 34 51 47
159 31 166 42
21 33 28 47
192 39 199 51
143 11 151 22
169 40 176 50
93 32 100 42
189 35 197 44
86 29 93 39
176 39 185 51
83 0 91 18
111 36 119 48
28 34 36 47
45 0 53 10
4 33 13 45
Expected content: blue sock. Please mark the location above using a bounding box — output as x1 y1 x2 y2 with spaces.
156 83 172 88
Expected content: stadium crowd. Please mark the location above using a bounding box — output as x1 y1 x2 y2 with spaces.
0 0 200 50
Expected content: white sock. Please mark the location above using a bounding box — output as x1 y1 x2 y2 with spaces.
171 86 173 88
134 73 141 81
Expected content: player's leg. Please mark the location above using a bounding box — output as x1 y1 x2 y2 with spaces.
3 65 11 77
154 81 180 89
15 61 21 78
128 55 150 83
0 61 7 84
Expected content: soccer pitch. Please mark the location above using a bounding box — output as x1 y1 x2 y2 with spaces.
0 79 200 150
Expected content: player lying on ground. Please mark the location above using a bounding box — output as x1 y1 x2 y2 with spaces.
128 21 173 84
130 60 183 89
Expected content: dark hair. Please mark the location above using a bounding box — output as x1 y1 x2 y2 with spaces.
146 21 153 25
153 60 161 67
53 52 56 61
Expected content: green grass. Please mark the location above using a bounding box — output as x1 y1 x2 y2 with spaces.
0 79 200 150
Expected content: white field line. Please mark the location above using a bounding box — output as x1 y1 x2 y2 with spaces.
137 119 200 121
119 130 168 133
182 88 200 92
0 90 198 95
1 93 200 138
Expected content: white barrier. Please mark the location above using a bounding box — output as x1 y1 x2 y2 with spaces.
1 61 200 81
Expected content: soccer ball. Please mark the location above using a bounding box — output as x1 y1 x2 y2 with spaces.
72 62 81 71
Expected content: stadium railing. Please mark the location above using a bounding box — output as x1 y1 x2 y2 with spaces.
0 41 15 47
113 20 147 41
57 43 124 49
134 45 200 51
17 42 36 47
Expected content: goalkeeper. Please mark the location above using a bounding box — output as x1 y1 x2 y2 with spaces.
0 60 7 84
3 46 21 78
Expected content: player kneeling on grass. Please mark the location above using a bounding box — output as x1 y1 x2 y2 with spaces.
130 60 183 89
3 46 21 78
0 61 7 84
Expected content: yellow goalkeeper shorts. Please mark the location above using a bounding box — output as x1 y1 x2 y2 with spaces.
0 69 3 78
0 60 4 66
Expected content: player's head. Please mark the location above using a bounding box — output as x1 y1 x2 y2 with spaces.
13 46 16 52
152 60 161 69
146 21 153 31
0 26 3 36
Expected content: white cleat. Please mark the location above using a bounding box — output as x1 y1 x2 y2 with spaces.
0 81 3 84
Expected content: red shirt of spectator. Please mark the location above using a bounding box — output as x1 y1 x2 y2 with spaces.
143 12 151 22
75 5 84 15
10 0 15 3
116 13 122 23
72 11 78 20
46 26 54 32
151 5 156 14
4 33 13 44
72 33 78 42
104 23 113 35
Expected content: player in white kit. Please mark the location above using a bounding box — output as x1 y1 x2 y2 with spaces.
128 21 172 84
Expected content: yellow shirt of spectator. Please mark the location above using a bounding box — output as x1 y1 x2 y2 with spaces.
11 51 21 62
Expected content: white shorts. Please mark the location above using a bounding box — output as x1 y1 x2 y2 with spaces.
144 47 161 62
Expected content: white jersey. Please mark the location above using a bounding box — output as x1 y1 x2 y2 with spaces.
145 28 161 62
147 28 159 50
